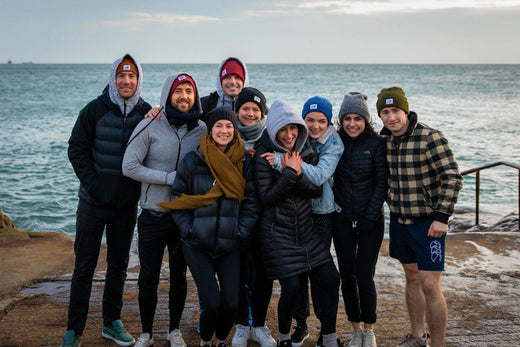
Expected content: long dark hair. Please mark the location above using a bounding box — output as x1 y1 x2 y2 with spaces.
336 115 376 136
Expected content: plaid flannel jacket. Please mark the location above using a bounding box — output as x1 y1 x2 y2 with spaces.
381 112 463 225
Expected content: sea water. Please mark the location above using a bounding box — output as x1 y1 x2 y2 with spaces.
1 63 519 235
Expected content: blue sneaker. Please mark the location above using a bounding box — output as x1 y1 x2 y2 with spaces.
102 319 135 346
61 330 82 347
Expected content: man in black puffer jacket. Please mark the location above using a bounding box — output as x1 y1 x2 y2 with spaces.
255 100 340 347
63 54 151 347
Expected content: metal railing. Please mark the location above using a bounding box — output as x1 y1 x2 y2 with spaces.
461 161 520 230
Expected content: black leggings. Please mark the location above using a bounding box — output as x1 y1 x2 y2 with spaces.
137 210 187 334
332 213 384 324
236 233 274 327
278 260 339 335
183 244 240 342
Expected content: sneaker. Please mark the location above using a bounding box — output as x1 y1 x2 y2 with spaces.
348 330 363 347
168 329 187 346
135 333 153 347
102 319 135 346
362 329 377 347
250 325 277 347
396 333 430 347
315 333 344 347
215 344 227 347
291 325 309 347
232 324 250 347
61 330 82 347
278 340 292 347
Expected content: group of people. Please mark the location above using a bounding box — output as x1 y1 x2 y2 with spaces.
62 54 463 347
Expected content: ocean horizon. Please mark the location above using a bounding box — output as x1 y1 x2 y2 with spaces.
1 63 519 235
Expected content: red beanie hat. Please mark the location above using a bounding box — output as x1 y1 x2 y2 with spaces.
220 59 245 82
169 74 197 99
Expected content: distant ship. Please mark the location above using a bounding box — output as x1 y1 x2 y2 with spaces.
7 59 12 64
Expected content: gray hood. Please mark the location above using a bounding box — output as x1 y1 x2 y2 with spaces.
159 72 202 116
215 57 250 107
108 53 143 115
266 100 308 153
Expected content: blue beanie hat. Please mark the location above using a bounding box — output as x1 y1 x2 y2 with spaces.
302 96 333 124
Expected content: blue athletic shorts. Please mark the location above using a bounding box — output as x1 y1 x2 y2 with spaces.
389 216 445 271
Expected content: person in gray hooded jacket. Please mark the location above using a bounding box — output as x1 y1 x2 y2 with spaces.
255 100 340 347
63 54 151 347
200 57 250 123
122 73 206 347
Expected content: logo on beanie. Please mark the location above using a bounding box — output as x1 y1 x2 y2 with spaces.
385 98 394 105
254 96 261 103
122 65 131 71
178 75 186 82
310 103 318 110
221 69 227 77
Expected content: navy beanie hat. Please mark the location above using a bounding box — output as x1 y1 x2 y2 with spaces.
206 107 238 132
338 92 371 123
302 96 333 124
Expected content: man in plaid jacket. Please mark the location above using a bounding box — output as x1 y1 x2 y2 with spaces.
378 87 463 347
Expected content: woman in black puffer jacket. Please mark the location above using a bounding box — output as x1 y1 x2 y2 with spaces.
255 100 340 347
332 92 388 347
160 107 258 347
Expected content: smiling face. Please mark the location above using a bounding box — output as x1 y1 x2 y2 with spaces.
221 74 243 97
211 120 235 151
342 113 366 138
379 106 409 136
116 71 138 99
170 82 195 113
237 101 262 126
276 124 299 152
304 111 328 139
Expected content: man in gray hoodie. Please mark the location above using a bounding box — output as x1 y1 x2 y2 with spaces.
122 73 206 347
200 56 249 123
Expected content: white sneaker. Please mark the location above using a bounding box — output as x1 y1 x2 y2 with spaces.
135 333 153 347
250 325 277 347
232 324 251 347
167 329 187 347
349 329 363 347
362 329 377 347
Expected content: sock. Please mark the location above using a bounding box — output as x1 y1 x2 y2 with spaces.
322 332 337 346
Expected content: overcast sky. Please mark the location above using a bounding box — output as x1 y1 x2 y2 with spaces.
1 0 519 64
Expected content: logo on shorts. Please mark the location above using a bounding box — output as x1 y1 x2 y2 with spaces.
430 240 442 262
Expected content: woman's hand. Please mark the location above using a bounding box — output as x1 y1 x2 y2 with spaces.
283 152 302 175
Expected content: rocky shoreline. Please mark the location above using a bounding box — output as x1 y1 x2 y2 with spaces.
1 209 519 346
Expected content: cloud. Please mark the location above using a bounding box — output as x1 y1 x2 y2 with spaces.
261 0 520 15
95 12 220 27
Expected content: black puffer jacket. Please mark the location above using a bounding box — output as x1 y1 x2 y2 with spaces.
254 132 331 279
171 148 258 259
334 129 388 222
68 86 151 208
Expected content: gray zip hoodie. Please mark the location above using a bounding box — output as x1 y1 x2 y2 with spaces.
265 100 308 153
214 57 250 108
122 73 207 212
108 53 143 115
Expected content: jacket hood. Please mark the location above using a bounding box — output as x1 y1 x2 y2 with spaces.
215 57 250 104
108 53 143 115
159 72 202 117
266 100 308 153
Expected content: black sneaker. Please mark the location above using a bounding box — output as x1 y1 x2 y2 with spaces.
291 325 309 347
278 340 292 347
